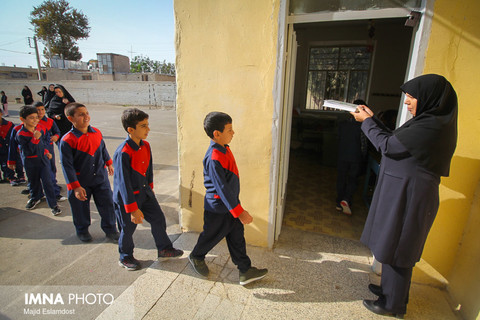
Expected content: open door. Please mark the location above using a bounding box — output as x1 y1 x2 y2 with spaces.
274 24 297 241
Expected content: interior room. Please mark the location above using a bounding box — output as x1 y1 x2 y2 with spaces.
282 18 413 240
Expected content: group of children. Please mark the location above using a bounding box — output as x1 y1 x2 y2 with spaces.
0 99 267 285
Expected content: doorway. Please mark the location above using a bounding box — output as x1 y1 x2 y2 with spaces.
280 18 413 240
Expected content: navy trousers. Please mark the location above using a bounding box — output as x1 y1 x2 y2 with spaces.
24 164 56 209
114 195 172 259
67 181 117 234
191 210 251 273
336 160 362 205
379 264 412 314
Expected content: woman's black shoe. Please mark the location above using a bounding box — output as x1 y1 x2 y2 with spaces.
363 299 404 319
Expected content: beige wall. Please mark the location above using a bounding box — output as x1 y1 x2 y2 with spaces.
175 0 280 246
419 1 480 318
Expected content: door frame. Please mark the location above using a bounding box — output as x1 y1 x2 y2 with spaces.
268 0 432 247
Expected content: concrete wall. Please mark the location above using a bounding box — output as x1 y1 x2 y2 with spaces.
419 0 480 319
0 80 176 107
174 0 280 246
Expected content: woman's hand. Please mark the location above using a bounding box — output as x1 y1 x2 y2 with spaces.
350 105 374 122
62 98 69 104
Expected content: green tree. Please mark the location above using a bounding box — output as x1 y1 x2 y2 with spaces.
130 55 175 76
30 0 90 61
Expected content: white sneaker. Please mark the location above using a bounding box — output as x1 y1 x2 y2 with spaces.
340 200 352 215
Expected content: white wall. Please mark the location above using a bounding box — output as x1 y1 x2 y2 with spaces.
0 80 176 107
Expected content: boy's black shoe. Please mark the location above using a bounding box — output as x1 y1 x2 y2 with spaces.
119 256 140 271
21 188 30 195
239 267 268 286
188 253 209 277
51 206 62 216
105 232 120 242
158 248 184 260
77 231 93 242
25 198 41 210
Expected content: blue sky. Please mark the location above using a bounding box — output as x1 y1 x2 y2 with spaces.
0 0 175 67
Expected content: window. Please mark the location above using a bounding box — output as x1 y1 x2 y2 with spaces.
305 46 372 110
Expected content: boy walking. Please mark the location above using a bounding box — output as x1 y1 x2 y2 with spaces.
189 112 268 285
60 103 118 242
16 106 61 215
34 101 66 202
113 108 183 270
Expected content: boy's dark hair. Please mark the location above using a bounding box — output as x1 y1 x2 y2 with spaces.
121 108 149 132
204 112 232 139
64 102 86 117
33 101 45 108
19 105 38 119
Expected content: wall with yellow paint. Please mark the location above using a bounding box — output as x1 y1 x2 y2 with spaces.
174 0 280 246
421 0 480 318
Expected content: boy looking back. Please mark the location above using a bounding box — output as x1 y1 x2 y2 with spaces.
188 111 268 285
60 103 118 242
16 106 61 215
113 108 183 270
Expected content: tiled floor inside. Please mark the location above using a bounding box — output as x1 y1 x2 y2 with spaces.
283 149 369 240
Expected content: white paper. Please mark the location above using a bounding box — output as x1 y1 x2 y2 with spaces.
322 100 358 112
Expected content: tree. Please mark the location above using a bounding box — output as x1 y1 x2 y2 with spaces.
30 0 90 61
130 55 175 76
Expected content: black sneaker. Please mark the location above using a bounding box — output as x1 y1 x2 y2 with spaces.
26 198 41 210
239 267 268 286
21 188 30 195
188 253 209 277
105 232 120 242
158 248 184 260
119 256 140 271
77 231 93 242
51 206 62 216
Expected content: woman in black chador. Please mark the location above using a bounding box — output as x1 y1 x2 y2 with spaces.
351 74 457 318
43 84 56 105
21 86 34 105
45 84 75 138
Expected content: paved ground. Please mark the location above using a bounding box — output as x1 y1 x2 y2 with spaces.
0 103 460 319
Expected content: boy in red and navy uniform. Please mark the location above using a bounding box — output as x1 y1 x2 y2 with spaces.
7 124 28 187
0 108 15 182
113 108 183 270
16 106 60 215
188 112 268 285
34 101 65 201
60 103 118 242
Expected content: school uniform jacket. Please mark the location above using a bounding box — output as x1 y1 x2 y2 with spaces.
112 137 154 213
15 125 50 169
60 126 112 191
203 141 244 217
39 116 60 153
0 118 14 157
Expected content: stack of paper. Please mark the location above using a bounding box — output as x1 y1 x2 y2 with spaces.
322 100 358 112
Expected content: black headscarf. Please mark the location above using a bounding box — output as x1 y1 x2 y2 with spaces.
394 74 458 176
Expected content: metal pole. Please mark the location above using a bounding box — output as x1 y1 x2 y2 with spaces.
33 36 42 80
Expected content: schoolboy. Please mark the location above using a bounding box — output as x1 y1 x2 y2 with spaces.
7 123 28 189
33 101 66 202
60 102 119 242
188 111 268 285
0 108 15 182
113 108 183 270
16 106 61 215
